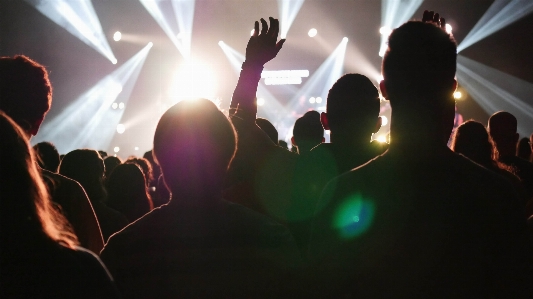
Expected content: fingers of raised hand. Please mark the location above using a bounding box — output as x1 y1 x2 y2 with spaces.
268 17 280 39
260 18 268 36
253 21 259 37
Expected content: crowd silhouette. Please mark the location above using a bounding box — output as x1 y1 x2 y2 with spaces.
1 10 532 299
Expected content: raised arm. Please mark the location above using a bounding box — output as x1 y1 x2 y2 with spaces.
230 17 285 122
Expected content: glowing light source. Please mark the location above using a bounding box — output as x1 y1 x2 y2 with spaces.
309 97 316 104
113 31 122 42
118 102 125 109
308 28 317 37
453 91 462 99
316 97 322 104
139 0 195 58
32 43 153 153
379 0 424 57
458 0 533 52
25 0 117 63
114 146 120 153
445 24 453 34
134 147 139 151
116 124 125 134
277 0 305 38
169 58 217 101
111 102 118 109
257 98 265 106
376 135 387 143
380 115 388 126
456 55 533 137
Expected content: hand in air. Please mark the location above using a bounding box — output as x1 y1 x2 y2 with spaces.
422 10 447 31
245 17 286 67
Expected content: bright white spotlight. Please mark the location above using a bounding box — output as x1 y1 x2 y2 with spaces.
134 146 139 151
376 135 387 143
458 0 533 52
116 124 126 134
257 98 265 106
342 37 348 42
308 28 317 37
218 41 224 46
118 102 125 109
33 43 153 153
453 91 462 99
148 42 153 48
379 26 392 36
114 146 120 153
140 0 195 58
278 0 305 38
316 97 322 103
309 97 316 104
380 115 388 126
113 31 122 41
112 58 118 65
169 58 217 101
445 24 453 34
26 0 117 63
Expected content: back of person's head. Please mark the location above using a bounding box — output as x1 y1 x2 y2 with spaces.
143 149 161 186
104 155 122 178
125 157 153 187
517 137 531 161
33 142 60 173
0 56 52 136
59 149 106 203
451 120 494 166
0 111 76 247
292 110 324 153
488 111 519 157
106 163 153 222
98 150 108 159
255 117 278 143
153 99 236 194
324 74 380 138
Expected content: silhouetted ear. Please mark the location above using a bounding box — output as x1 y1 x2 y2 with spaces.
291 136 297 146
374 117 383 134
379 80 388 100
320 112 330 130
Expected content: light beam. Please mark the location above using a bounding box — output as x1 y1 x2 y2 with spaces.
277 0 305 38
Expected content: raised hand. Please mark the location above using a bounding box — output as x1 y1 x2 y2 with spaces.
244 17 286 68
422 10 446 31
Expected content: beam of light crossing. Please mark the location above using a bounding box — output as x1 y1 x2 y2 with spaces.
277 0 305 38
139 0 195 59
33 43 153 153
458 0 533 52
456 55 533 137
218 41 289 125
379 0 424 57
25 0 117 64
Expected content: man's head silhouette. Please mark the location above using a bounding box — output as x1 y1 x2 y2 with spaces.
153 99 236 198
320 74 380 143
0 55 52 136
380 21 457 145
488 111 519 158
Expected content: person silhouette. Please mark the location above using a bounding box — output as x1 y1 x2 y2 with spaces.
101 97 300 298
308 11 532 298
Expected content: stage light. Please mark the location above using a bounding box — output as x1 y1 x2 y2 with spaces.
278 0 305 38
135 147 139 151
25 0 117 63
148 42 153 48
379 0 424 57
111 102 118 109
316 97 322 103
116 124 126 134
169 58 217 102
380 116 388 126
343 37 348 42
32 43 153 153
113 31 122 42
376 135 387 143
453 91 462 99
114 146 120 153
309 97 316 104
308 28 317 37
139 0 195 58
118 102 125 109
377 74 384 83
257 98 265 106
458 0 533 52
445 24 453 34
456 55 533 137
